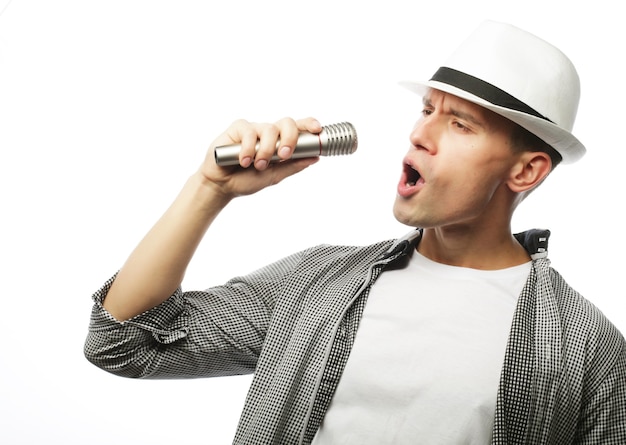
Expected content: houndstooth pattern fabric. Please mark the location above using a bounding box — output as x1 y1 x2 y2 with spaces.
85 229 626 444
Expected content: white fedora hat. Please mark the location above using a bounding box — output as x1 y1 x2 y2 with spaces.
400 20 585 164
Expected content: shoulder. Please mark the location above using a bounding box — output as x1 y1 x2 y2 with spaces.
300 239 396 264
549 268 623 345
549 267 626 384
297 229 421 268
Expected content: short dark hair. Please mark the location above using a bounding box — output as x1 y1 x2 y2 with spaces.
510 124 563 170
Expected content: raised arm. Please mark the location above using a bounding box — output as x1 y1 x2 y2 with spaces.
102 117 322 321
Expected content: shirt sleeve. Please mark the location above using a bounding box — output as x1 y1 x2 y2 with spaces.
84 250 305 379
574 334 626 444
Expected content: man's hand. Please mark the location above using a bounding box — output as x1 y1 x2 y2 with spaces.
199 117 322 199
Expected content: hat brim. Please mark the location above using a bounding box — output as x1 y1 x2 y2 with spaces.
399 80 586 164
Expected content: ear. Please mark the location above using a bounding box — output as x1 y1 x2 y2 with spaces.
507 151 552 193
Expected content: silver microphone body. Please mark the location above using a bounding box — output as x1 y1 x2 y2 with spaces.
214 121 358 166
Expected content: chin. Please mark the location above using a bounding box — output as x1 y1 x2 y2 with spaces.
392 204 419 228
393 206 441 230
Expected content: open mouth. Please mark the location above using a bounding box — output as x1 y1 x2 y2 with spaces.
397 159 425 198
404 163 422 187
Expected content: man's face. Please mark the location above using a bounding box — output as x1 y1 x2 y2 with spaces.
393 89 520 229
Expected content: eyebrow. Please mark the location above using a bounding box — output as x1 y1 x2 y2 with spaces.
422 97 486 129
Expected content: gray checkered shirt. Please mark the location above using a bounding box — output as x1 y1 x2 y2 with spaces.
85 229 626 444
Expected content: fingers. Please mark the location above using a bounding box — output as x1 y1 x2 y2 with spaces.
253 122 283 170
202 117 322 200
273 117 324 164
218 117 322 171
238 123 263 169
295 117 323 134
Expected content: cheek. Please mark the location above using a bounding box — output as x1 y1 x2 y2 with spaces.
444 171 502 211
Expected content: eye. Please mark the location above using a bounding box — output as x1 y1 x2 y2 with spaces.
421 108 434 117
452 120 470 132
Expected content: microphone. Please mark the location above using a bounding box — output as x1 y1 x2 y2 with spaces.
214 121 358 166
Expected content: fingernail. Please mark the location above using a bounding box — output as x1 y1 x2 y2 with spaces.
255 159 268 170
278 146 291 158
241 157 252 168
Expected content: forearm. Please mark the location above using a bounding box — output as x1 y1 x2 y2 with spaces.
103 172 231 321
101 117 321 321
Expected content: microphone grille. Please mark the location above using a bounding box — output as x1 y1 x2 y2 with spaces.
320 122 358 156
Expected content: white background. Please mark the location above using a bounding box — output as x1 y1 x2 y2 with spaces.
1 1 624 444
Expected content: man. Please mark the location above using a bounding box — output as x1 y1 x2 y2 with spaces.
85 21 626 444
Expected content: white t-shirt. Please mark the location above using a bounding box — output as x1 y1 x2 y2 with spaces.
312 251 531 444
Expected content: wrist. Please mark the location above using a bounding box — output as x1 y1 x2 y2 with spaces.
187 171 234 212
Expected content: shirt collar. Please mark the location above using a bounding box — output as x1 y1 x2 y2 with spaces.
382 228 551 262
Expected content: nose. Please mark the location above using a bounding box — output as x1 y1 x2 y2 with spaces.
409 116 438 154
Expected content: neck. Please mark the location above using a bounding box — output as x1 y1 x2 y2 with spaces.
418 225 530 270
